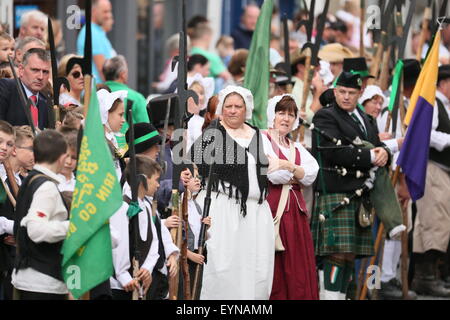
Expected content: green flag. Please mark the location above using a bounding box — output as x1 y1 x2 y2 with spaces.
388 60 404 112
244 0 274 129
61 83 123 299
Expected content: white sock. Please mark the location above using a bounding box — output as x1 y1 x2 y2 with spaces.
381 239 402 283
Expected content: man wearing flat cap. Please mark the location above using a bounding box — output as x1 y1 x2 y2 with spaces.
411 65 450 297
311 72 392 300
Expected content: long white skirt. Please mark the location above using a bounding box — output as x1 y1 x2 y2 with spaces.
196 189 275 300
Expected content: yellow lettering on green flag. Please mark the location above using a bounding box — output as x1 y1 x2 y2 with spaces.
61 81 123 299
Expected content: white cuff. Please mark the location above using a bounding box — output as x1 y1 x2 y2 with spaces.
370 150 376 164
389 225 406 240
117 272 133 288
0 217 14 235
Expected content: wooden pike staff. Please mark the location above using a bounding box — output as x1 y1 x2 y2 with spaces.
368 0 397 85
294 0 330 143
360 0 366 57
299 52 313 143
377 17 395 91
416 0 433 62
180 189 191 300
281 14 293 94
168 0 199 300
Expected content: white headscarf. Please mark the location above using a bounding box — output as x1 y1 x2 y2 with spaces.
358 85 386 107
187 73 215 110
319 60 335 87
267 94 300 130
216 85 254 120
97 89 128 125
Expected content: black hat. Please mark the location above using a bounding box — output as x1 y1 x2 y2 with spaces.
402 59 421 89
336 72 363 90
126 123 162 155
438 65 450 83
343 57 375 79
147 94 177 129
319 88 336 107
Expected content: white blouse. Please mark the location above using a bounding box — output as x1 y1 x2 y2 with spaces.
261 134 319 187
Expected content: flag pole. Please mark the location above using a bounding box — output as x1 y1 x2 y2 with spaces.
360 0 365 57
416 2 432 62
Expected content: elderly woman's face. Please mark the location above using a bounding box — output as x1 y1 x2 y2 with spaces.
222 93 246 129
364 95 384 118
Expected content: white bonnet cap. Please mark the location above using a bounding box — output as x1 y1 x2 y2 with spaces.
267 94 300 130
216 85 254 120
187 73 215 110
97 89 128 125
358 85 386 106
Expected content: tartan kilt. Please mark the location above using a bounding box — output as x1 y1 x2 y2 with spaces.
311 193 375 259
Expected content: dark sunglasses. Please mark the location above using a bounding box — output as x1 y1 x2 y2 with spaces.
70 71 82 79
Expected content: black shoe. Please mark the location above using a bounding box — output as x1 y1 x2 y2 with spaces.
443 277 450 289
412 276 450 297
379 279 417 300
379 279 403 300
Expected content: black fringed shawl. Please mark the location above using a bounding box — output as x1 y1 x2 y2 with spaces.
191 119 269 217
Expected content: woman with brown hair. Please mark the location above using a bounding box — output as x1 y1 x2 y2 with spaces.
201 95 219 131
57 54 85 110
264 94 320 300
98 88 127 179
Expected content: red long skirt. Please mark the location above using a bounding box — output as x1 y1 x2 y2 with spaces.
269 189 319 300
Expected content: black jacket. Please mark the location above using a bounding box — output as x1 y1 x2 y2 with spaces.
0 78 51 130
312 102 390 193
231 25 254 50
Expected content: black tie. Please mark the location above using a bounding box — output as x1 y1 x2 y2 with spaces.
350 113 367 138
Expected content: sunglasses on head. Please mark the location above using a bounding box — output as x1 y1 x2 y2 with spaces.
70 71 82 79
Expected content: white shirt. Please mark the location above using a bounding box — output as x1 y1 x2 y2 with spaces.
0 163 22 186
262 134 319 187
187 114 205 151
0 164 20 236
422 42 450 63
348 110 367 132
144 197 179 276
0 216 13 236
22 81 39 103
430 90 450 171
57 173 76 192
105 131 122 180
188 199 202 251
377 97 410 170
122 183 179 275
110 185 160 290
12 165 69 295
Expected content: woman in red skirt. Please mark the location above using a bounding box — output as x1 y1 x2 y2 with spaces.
263 95 320 300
